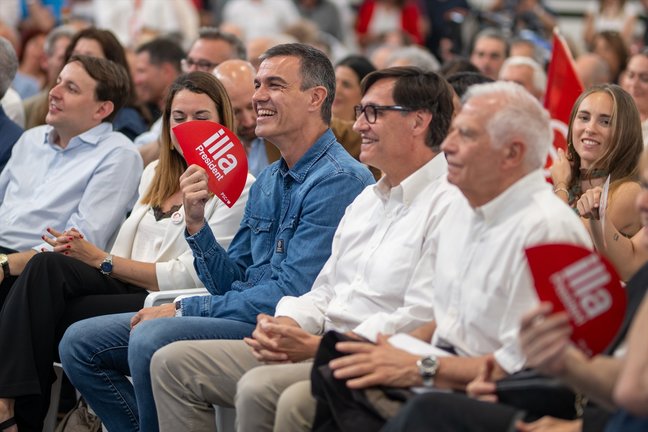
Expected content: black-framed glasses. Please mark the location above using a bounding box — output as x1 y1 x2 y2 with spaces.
354 104 413 124
181 57 219 72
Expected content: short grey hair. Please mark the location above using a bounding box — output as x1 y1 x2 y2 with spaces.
386 46 440 72
463 81 551 170
499 56 547 95
0 37 18 98
196 27 247 60
43 25 75 57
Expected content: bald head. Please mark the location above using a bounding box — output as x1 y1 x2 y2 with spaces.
214 60 257 144
575 53 612 89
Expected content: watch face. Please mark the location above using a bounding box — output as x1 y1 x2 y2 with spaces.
100 261 112 273
420 356 439 375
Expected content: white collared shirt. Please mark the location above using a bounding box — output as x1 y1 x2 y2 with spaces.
275 154 455 342
0 123 143 251
431 170 592 373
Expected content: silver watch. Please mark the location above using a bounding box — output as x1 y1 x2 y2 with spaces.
417 355 439 387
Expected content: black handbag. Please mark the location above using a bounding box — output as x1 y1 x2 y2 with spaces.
495 368 583 421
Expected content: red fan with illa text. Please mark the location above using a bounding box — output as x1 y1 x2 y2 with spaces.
525 244 626 356
173 121 248 208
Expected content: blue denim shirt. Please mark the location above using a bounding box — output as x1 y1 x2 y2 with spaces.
181 128 375 322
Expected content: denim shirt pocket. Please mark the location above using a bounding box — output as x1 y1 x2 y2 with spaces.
243 215 275 263
270 216 298 270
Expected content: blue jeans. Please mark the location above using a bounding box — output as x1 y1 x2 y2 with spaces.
59 313 255 432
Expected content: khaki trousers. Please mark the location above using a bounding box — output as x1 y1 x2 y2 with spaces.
150 339 316 432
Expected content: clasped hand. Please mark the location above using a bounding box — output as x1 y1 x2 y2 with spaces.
243 314 321 363
42 227 105 266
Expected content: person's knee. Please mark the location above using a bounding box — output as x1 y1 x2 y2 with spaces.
275 381 315 431
236 366 271 406
59 319 90 362
128 318 177 369
150 342 186 385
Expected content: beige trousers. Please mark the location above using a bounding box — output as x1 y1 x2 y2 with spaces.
150 339 316 432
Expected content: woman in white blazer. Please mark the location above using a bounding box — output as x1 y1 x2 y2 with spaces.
0 72 254 431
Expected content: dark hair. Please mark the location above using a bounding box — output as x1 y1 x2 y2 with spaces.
566 84 642 200
67 55 131 122
196 27 247 60
446 72 494 98
471 28 510 57
362 66 454 151
593 30 629 83
136 37 185 73
142 71 235 207
439 57 480 77
336 55 376 84
64 28 137 106
261 43 335 124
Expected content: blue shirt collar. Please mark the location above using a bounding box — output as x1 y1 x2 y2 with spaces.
43 122 114 150
275 128 336 183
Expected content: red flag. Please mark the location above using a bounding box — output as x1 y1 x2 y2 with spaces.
173 121 249 208
525 244 626 356
544 29 584 171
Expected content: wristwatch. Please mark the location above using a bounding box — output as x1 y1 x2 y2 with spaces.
99 254 114 275
0 254 9 279
417 355 439 387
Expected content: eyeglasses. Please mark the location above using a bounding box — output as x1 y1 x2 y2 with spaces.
354 104 412 124
181 57 219 72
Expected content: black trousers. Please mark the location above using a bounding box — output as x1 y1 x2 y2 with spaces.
381 392 523 432
0 252 148 432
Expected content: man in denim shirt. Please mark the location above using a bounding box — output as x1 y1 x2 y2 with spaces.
60 43 374 432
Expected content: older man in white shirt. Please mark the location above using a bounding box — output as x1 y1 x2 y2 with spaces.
149 66 457 432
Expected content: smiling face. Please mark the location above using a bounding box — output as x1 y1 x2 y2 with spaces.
46 61 108 140
333 65 362 121
441 95 507 206
353 78 414 177
571 91 613 169
169 89 221 153
253 55 314 145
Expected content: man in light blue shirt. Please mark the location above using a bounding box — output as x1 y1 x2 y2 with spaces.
0 55 143 304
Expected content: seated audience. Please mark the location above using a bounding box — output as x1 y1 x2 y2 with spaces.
59 43 374 432
149 66 456 432
551 84 642 263
0 55 142 306
0 71 251 432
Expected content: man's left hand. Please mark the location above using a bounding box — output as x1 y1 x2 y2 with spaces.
130 303 176 329
328 334 419 389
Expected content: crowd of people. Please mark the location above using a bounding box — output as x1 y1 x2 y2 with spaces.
0 1 647 432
